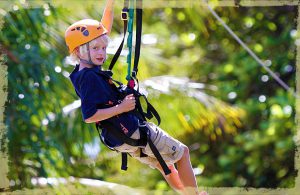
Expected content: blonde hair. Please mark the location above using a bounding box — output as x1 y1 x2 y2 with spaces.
67 34 110 64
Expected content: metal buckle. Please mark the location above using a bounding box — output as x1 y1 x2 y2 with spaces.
121 9 128 21
138 120 147 127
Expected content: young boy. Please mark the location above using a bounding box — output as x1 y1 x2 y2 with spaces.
65 1 207 194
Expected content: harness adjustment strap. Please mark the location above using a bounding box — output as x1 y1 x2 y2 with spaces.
139 125 171 175
148 139 171 175
121 153 128 170
100 120 148 147
140 95 161 125
121 8 129 21
140 148 148 157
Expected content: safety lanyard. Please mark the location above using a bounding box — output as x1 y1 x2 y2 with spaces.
133 0 142 79
126 0 134 81
126 0 143 81
108 0 129 72
108 0 143 85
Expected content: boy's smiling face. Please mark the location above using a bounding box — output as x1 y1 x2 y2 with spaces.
77 35 108 66
88 36 108 65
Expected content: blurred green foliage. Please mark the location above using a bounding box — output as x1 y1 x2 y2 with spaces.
0 1 296 191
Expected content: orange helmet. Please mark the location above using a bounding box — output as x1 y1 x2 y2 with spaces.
65 19 108 53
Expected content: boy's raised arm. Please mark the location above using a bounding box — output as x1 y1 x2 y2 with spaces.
101 0 114 35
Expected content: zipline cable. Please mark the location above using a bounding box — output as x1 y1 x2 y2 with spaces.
202 0 298 99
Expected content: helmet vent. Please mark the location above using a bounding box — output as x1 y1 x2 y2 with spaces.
83 30 89 36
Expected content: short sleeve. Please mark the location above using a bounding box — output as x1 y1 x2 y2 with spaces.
79 71 108 120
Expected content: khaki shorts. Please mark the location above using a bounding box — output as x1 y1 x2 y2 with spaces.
114 122 185 169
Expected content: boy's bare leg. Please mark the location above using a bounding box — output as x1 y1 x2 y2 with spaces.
176 146 207 195
157 159 207 195
156 164 184 193
177 147 197 185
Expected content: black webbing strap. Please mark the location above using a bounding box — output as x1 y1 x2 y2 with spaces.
101 121 147 147
143 95 161 125
120 123 148 171
148 138 171 175
99 120 170 174
108 0 129 71
133 92 147 121
139 123 149 157
121 153 128 170
129 90 161 125
139 125 171 175
132 0 143 78
96 121 147 171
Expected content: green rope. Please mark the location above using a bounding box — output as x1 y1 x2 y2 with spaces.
126 0 134 81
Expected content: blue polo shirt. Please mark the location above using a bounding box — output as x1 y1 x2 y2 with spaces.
69 65 138 147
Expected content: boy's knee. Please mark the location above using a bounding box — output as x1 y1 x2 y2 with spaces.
182 145 190 157
177 145 191 165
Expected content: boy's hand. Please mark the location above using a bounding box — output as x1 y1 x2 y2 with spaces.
118 94 136 113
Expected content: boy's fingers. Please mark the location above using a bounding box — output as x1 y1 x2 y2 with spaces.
126 95 135 100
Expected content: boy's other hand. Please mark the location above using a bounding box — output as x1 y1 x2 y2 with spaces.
119 94 136 113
